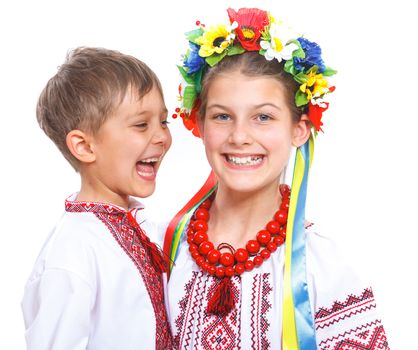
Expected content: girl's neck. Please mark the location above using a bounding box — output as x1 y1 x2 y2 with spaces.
207 182 282 248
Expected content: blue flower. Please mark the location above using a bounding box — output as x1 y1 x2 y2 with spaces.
183 43 205 74
294 37 325 73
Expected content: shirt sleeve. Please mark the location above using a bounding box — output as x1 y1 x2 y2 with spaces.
22 268 94 350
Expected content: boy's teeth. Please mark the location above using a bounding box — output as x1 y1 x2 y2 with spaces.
140 157 159 164
227 155 262 166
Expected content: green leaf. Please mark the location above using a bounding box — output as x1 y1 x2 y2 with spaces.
322 66 337 76
185 28 204 43
177 65 195 84
206 51 227 67
183 86 197 109
295 90 309 107
293 71 308 84
292 45 305 59
227 44 245 56
194 69 203 94
284 59 298 76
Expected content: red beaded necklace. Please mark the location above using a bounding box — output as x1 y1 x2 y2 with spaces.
186 184 291 315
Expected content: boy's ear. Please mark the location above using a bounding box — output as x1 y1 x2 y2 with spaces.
66 130 96 164
292 114 312 147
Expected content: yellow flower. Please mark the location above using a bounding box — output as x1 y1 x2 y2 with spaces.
195 24 233 57
300 71 329 100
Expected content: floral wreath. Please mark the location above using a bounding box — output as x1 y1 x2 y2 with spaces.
172 7 336 137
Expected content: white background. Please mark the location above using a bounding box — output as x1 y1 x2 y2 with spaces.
1 0 417 348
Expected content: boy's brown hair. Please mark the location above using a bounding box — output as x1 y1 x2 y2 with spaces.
37 47 163 170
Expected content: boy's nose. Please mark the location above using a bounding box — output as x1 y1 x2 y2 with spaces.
152 125 172 148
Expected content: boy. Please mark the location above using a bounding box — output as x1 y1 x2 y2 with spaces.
21 47 173 349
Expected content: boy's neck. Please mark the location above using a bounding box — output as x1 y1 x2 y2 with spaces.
77 176 130 210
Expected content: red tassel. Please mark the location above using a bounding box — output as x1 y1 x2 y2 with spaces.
127 211 171 273
207 277 236 316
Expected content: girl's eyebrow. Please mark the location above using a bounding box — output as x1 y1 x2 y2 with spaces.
206 103 282 111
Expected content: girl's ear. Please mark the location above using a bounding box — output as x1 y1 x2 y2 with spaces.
66 130 96 164
292 114 312 147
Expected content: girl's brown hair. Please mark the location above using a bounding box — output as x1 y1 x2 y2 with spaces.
199 52 305 122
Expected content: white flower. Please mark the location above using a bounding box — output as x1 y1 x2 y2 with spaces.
260 23 298 62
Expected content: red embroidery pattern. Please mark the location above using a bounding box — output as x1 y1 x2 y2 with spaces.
318 320 389 349
315 288 376 329
250 273 273 350
174 271 201 349
65 200 173 350
174 272 241 349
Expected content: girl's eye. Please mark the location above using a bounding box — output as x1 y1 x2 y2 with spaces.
215 114 230 121
257 114 272 122
161 120 170 127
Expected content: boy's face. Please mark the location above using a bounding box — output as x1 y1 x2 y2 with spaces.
87 86 171 207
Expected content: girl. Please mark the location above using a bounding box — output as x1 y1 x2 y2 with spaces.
165 8 389 349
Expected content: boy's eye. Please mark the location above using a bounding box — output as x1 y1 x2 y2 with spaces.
257 114 272 122
161 120 170 127
135 123 148 129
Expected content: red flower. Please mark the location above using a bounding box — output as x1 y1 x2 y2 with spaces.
227 8 269 51
181 99 201 138
308 102 329 132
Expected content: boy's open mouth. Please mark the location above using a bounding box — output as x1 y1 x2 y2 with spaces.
136 157 160 178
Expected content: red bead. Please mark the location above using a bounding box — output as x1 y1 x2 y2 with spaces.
196 20 201 26
246 240 260 255
196 256 205 267
191 250 201 259
279 231 286 240
193 220 208 232
195 208 210 221
198 241 214 255
220 252 234 267
208 265 216 275
225 266 235 277
188 243 198 252
234 248 249 263
267 242 278 252
235 263 245 275
273 235 285 246
253 256 263 267
171 113 177 119
207 249 221 264
280 199 290 211
256 230 271 245
175 107 181 113
193 231 208 245
279 184 291 197
266 220 280 235
274 210 288 225
201 262 209 272
200 199 212 209
260 249 271 260
187 235 194 244
215 267 225 278
244 260 255 271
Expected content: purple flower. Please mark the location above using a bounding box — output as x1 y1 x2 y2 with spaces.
294 37 325 73
184 43 205 74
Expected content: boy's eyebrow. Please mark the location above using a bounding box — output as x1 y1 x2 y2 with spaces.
131 107 169 117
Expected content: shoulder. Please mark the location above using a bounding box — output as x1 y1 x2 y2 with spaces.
134 208 168 247
26 211 111 285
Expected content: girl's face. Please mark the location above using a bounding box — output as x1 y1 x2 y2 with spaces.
200 71 309 195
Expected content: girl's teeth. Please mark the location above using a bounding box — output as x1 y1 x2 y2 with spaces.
227 155 262 166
